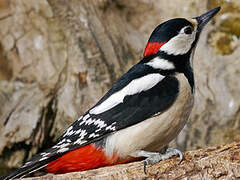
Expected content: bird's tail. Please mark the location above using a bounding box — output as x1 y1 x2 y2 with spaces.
0 144 116 180
0 144 138 180
45 144 139 174
0 162 48 180
0 147 63 180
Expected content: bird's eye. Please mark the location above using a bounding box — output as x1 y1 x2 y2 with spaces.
184 27 193 34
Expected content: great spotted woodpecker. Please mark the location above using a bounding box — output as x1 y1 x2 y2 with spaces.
1 7 221 180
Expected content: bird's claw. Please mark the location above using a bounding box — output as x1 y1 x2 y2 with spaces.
143 148 183 174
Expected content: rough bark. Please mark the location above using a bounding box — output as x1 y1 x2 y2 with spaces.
0 0 240 176
22 141 240 179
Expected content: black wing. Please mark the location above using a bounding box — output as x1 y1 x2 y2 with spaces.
0 64 179 180
57 63 179 146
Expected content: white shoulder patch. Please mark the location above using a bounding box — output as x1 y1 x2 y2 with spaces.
145 57 175 70
90 73 165 114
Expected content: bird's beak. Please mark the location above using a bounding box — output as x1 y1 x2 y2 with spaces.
195 7 221 31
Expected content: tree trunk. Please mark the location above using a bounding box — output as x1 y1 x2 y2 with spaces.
0 0 240 176
22 141 240 179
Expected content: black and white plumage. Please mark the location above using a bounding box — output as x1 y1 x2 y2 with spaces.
1 7 221 180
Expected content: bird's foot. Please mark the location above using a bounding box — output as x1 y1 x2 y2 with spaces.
131 148 183 174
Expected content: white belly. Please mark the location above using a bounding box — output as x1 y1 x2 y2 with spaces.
104 74 194 158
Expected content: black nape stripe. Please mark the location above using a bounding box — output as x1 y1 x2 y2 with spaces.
183 59 194 92
157 50 195 92
157 50 191 64
140 49 195 92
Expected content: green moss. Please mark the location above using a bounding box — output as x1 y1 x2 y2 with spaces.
209 32 237 55
208 0 240 37
215 34 234 55
219 15 240 37
207 0 240 55
208 0 240 15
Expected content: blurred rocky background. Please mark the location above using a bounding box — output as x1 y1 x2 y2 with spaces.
0 0 239 176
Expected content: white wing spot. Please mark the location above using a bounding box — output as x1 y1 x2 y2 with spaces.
79 114 90 125
39 157 48 161
59 143 70 148
94 119 107 129
41 152 50 157
22 161 31 168
74 139 87 145
57 138 67 145
85 118 95 125
74 129 82 135
63 126 73 137
83 114 90 121
89 133 99 138
105 122 116 131
95 128 101 132
79 129 87 139
57 147 69 153
77 116 83 121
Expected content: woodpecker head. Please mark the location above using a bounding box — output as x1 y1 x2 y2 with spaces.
143 7 221 58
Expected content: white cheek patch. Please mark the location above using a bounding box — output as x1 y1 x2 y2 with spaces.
145 57 175 70
160 31 196 55
90 74 165 114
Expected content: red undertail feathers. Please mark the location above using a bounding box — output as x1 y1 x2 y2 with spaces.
45 144 138 174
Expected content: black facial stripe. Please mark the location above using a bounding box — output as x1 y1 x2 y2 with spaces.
184 61 194 93
157 51 191 68
140 54 194 92
156 50 194 91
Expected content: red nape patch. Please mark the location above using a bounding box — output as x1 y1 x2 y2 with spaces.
45 144 139 174
143 42 165 57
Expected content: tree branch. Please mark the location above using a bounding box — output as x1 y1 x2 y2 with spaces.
23 141 240 179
